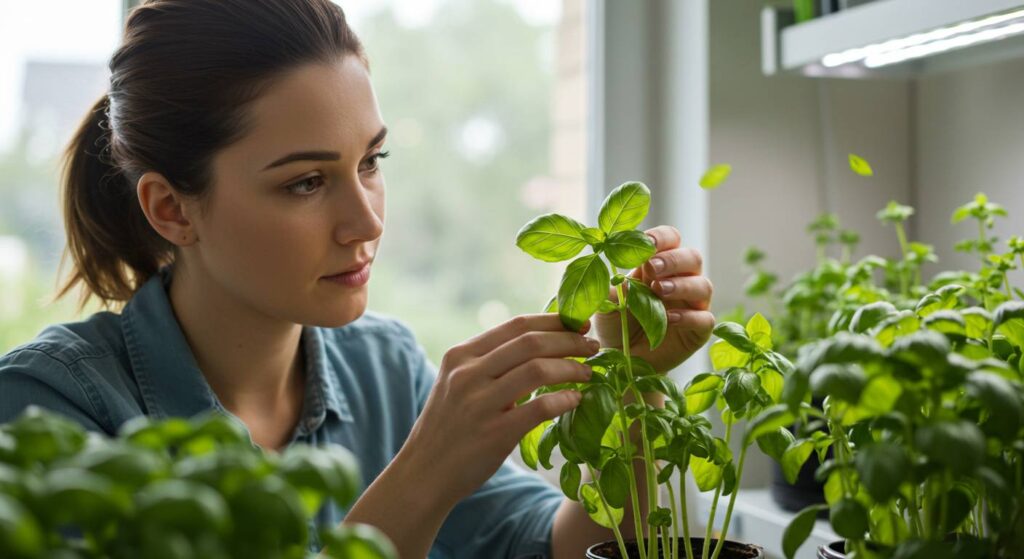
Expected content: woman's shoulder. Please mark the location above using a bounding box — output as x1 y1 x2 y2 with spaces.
2 310 127 366
0 311 132 432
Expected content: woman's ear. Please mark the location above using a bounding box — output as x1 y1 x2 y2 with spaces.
136 171 199 246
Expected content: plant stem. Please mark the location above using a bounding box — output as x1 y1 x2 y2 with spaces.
896 222 910 298
615 399 647 559
588 464 631 559
710 443 749 559
978 219 989 265
701 422 732 559
616 277 661 559
676 461 695 559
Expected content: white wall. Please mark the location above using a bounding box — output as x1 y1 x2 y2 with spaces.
915 57 1024 283
708 1 913 319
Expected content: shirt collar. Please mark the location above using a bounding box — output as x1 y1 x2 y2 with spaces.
121 265 352 425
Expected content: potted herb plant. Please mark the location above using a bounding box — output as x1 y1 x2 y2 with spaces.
771 194 1024 559
514 180 795 559
0 406 396 559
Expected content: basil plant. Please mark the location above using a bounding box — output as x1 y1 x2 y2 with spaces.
0 407 396 559
515 181 793 559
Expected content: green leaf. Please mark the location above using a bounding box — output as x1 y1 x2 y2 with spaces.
746 313 773 350
690 455 724 492
597 181 651 234
557 254 611 332
684 373 724 414
320 523 398 559
723 369 761 412
580 483 623 529
783 504 827 559
856 375 902 417
782 440 814 484
626 278 668 350
831 497 869 539
560 462 582 501
876 200 914 224
745 404 795 446
0 493 43 558
543 295 558 314
537 423 558 470
136 479 231 535
854 442 909 502
994 301 1024 348
709 339 750 370
962 307 993 338
850 302 897 334
810 364 866 403
648 507 673 528
581 227 606 245
713 322 758 353
760 368 784 403
567 385 617 463
756 427 795 462
848 153 874 177
604 231 657 269
515 213 589 262
700 164 733 190
915 421 985 474
519 420 552 470
598 457 630 508
966 372 1023 441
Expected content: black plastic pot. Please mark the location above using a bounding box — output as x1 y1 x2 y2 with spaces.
770 398 830 515
817 540 845 559
585 537 765 559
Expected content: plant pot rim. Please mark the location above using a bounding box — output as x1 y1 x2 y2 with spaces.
585 537 765 559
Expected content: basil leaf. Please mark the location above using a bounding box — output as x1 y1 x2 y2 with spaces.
515 213 589 262
626 278 668 350
783 504 827 559
560 462 582 501
597 181 651 234
604 230 656 269
557 254 611 332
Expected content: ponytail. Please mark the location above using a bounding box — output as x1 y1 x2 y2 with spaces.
55 94 169 311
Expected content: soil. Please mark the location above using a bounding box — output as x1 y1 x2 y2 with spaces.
587 538 764 559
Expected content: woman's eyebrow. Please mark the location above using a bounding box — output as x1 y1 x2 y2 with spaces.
261 125 388 171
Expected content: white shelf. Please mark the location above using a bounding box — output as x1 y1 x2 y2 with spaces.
762 0 1024 78
696 488 837 559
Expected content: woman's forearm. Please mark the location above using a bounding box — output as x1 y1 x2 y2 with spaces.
339 447 456 559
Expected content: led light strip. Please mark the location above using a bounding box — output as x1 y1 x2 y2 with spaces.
821 7 1024 68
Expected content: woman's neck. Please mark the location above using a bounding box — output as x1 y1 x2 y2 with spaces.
166 263 305 449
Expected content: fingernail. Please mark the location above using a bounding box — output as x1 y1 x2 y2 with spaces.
581 366 593 380
658 280 674 294
587 338 601 352
651 257 665 273
570 391 583 404
668 311 681 323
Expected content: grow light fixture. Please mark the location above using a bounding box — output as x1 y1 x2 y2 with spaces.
821 7 1024 69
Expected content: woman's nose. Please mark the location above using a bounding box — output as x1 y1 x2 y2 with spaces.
333 176 384 245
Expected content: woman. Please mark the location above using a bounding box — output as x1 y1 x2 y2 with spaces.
0 1 714 557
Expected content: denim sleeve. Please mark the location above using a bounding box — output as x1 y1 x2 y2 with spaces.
403 334 564 559
0 347 107 433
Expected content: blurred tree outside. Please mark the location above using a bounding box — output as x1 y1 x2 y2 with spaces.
0 0 586 366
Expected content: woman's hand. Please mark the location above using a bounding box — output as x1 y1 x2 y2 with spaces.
400 314 600 507
592 225 715 375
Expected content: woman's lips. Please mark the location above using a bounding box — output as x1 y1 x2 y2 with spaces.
321 263 371 287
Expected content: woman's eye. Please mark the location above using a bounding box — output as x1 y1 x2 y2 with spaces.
285 175 325 196
361 150 391 173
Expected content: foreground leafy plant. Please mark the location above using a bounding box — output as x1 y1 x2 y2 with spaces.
0 407 396 559
516 181 785 559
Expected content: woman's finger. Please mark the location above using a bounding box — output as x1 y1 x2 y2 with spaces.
503 390 582 438
478 331 600 378
489 357 592 409
645 246 703 279
652 275 713 309
643 225 682 252
453 313 589 359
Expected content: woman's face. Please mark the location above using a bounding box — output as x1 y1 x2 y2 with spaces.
189 55 386 328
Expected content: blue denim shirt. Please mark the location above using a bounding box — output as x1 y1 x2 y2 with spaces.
0 266 562 558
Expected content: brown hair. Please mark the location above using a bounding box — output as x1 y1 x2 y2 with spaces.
56 0 365 310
